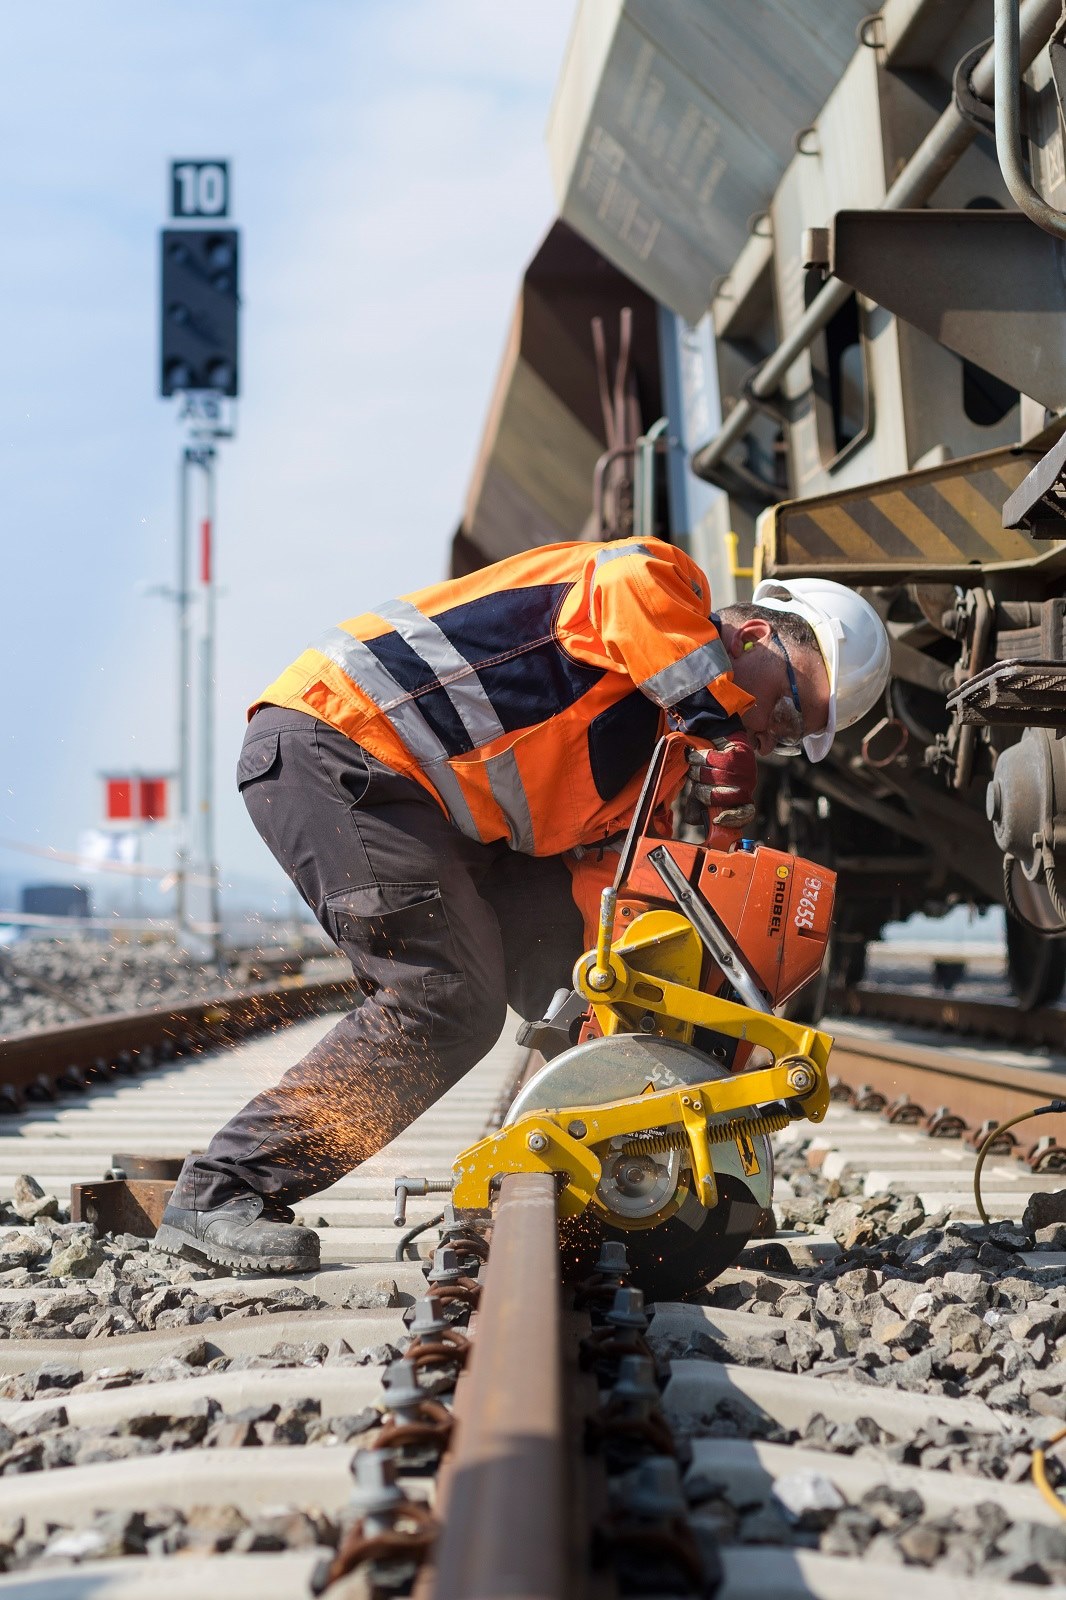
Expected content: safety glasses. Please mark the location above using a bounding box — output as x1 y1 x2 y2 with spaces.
766 629 806 756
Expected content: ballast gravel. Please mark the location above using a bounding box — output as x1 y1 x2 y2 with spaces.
3 1501 341 1570
0 1211 331 1345
0 1176 416 1573
0 935 313 1033
12 1122 1066 1585
676 1130 1066 1582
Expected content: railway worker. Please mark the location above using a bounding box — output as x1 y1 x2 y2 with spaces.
155 539 889 1272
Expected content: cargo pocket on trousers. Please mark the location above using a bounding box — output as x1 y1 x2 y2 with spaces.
421 972 472 1050
236 730 281 791
324 882 472 1047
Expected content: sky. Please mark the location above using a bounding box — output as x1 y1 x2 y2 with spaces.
0 0 576 921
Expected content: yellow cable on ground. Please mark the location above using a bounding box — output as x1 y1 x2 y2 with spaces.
972 1100 1066 1223
1033 1427 1066 1520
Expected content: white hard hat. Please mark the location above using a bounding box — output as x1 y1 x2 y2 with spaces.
751 577 890 762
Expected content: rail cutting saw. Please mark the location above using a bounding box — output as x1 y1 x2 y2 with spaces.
410 737 836 1299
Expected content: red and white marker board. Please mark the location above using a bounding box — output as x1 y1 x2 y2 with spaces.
102 775 171 824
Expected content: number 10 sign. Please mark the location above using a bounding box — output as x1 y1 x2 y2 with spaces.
170 160 229 219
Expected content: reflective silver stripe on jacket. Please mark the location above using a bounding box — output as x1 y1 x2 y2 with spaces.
640 638 733 709
372 598 505 747
313 626 480 840
592 541 652 571
486 749 536 853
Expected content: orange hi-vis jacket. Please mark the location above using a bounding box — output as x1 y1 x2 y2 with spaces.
255 538 754 860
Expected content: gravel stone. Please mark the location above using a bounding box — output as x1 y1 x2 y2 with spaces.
0 1234 49 1270
13 1405 68 1437
27 1364 81 1393
233 1510 329 1552
1009 1304 1066 1342
1034 1224 1066 1250
929 1305 986 1352
939 1271 990 1307
1023 1191 1066 1234
182 1504 249 1551
776 1292 813 1323
880 1349 935 1391
776 1195 825 1230
853 1338 890 1370
12 1176 59 1224
976 1241 1015 1272
343 1277 405 1311
784 1326 821 1371
859 1485 924 1528
861 1529 908 1565
841 1216 880 1250
822 1199 865 1244
771 1471 845 1529
897 1524 945 1566
707 1279 756 1311
737 1503 795 1544
878 1280 932 1318
891 1195 926 1236
329 1408 379 1441
819 1507 878 1557
206 1419 258 1450
885 1318 930 1354
0 1439 44 1475
47 1238 105 1280
989 1223 1032 1252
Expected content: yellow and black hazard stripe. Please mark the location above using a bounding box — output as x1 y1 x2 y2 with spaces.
763 447 1059 575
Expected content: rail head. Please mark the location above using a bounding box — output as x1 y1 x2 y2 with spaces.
0 974 359 1098
427 1172 566 1600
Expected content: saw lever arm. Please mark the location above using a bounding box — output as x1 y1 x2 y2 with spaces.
646 844 770 1012
450 1052 828 1217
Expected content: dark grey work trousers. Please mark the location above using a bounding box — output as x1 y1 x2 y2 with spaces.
172 705 583 1211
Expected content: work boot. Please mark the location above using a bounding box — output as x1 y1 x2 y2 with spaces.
154 1192 320 1274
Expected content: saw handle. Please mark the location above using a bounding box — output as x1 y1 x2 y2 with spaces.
589 887 619 991
615 734 737 888
705 822 745 851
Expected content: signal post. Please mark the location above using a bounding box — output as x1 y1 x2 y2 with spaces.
160 160 238 970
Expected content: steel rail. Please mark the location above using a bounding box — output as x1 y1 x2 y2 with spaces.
690 0 1061 483
829 1023 1066 1131
428 1171 565 1600
831 983 1066 1050
0 973 359 1102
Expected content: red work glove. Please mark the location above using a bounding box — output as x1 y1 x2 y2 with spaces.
685 737 757 833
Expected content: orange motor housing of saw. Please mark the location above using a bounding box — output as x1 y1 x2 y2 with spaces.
618 834 836 1010
581 734 836 1045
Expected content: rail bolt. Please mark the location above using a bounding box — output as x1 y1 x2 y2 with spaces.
611 1354 659 1405
606 1287 649 1332
594 1241 630 1277
381 1357 424 1418
347 1449 405 1517
426 1245 466 1285
408 1295 448 1340
617 1455 687 1519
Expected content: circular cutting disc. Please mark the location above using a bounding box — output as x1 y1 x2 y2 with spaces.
506 1035 774 1300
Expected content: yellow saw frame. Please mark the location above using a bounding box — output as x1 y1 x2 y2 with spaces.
451 904 833 1223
